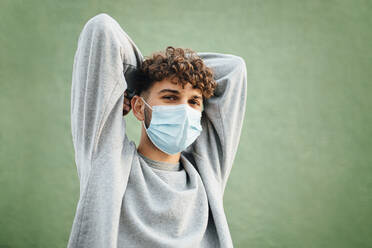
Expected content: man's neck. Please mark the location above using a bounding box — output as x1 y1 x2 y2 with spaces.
137 131 181 164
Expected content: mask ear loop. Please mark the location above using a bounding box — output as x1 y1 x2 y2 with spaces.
140 97 153 110
140 97 152 130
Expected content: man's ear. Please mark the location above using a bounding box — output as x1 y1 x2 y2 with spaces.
131 95 145 121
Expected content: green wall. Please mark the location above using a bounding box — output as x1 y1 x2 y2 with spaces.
1 0 371 247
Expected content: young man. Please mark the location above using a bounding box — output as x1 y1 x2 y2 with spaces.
68 13 247 248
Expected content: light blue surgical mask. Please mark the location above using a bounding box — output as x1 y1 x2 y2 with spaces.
140 96 203 155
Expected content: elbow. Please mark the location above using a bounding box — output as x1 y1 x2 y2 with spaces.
230 55 247 73
83 13 117 35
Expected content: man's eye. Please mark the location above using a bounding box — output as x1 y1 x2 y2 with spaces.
191 100 200 105
163 96 176 100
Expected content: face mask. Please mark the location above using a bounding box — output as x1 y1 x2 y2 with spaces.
140 96 203 155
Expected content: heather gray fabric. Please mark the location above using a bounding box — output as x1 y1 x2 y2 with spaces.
68 13 247 248
118 151 219 247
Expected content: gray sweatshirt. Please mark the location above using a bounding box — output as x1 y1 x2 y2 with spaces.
67 13 247 248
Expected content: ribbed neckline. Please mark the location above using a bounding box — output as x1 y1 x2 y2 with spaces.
137 152 182 171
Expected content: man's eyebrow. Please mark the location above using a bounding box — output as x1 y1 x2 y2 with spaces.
158 88 202 99
158 89 180 94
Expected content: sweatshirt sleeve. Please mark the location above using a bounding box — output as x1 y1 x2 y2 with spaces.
191 52 248 193
70 13 143 183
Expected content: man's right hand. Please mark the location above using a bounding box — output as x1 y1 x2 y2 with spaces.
123 91 132 116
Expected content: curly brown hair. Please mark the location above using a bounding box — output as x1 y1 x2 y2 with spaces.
132 46 217 100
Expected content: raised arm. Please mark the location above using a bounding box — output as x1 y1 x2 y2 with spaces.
70 13 143 183
191 52 248 194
